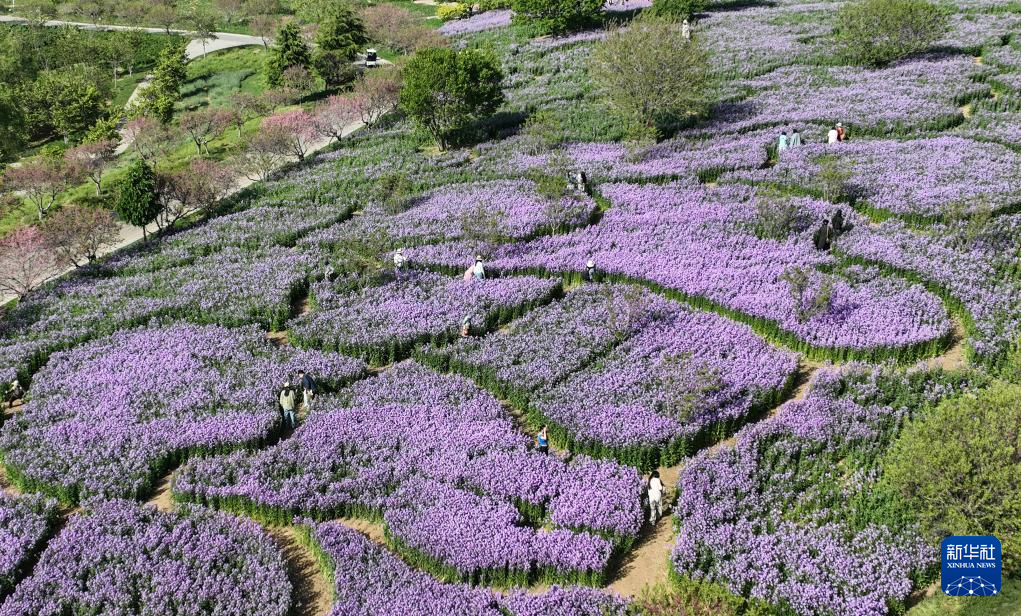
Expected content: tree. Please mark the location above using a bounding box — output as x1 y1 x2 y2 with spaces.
114 160 161 241
179 108 233 155
511 0 603 35
232 126 290 181
139 46 187 123
0 92 26 164
266 22 312 88
400 47 504 149
3 156 79 221
313 50 359 89
227 91 271 138
313 2 367 68
315 95 360 143
361 4 445 55
352 70 400 127
215 0 246 24
123 117 175 162
813 154 853 202
0 226 54 300
836 0 949 66
281 65 317 96
159 158 235 228
64 139 117 194
40 204 119 268
589 15 713 136
649 0 707 19
33 68 110 143
261 109 318 160
882 381 1021 576
17 0 60 25
249 14 280 48
147 3 179 34
189 7 220 57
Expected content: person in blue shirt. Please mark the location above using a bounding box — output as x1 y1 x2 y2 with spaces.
536 425 549 455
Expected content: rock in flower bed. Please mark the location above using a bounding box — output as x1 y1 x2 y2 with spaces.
408 182 953 361
301 179 596 252
420 284 676 405
0 500 291 616
728 136 1021 220
175 361 643 586
0 323 366 503
671 365 980 616
298 520 629 615
0 494 58 601
699 55 988 136
836 216 1021 365
532 306 800 469
289 271 561 364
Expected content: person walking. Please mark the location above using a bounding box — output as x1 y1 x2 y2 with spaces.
473 255 486 281
831 208 846 237
586 253 596 282
279 382 297 430
790 128 802 147
536 425 550 455
778 131 789 154
682 18 690 40
298 370 317 413
393 248 406 274
647 471 664 524
813 218 833 251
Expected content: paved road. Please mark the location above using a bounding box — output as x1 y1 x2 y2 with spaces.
0 15 265 60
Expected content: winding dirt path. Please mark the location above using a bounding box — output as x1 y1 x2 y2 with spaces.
268 526 333 616
145 469 176 513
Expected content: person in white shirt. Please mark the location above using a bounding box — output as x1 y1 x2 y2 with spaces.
473 256 486 280
827 126 839 144
393 248 406 273
647 471 665 524
586 252 596 281
682 19 690 40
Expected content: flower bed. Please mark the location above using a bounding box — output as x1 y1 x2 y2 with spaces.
408 182 953 362
0 500 291 616
298 520 629 615
670 365 978 616
420 284 676 405
289 272 561 364
0 323 366 503
532 306 799 468
175 361 643 586
727 137 1021 221
300 179 597 252
0 494 58 600
438 9 512 36
698 55 988 136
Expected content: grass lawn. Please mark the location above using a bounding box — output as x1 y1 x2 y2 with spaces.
907 580 1021 616
177 46 269 113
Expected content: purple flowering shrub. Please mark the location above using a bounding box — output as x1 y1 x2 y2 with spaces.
438 9 512 36
420 284 677 405
300 179 596 252
728 137 1021 220
532 305 800 468
408 182 952 361
0 324 365 503
0 500 291 616
298 520 629 615
0 494 58 600
176 361 643 586
671 365 982 616
289 272 561 364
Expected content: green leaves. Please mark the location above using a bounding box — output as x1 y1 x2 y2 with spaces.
836 0 949 66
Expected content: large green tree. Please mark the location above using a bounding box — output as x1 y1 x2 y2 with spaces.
114 160 162 241
0 91 27 163
399 47 504 149
266 22 312 88
881 381 1021 576
312 3 367 88
31 66 110 143
836 0 948 66
511 0 603 35
138 46 187 124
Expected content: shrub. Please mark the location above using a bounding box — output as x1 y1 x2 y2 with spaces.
266 22 312 87
400 47 504 149
882 381 1021 576
589 15 714 136
479 0 512 9
436 2 469 21
836 0 949 66
649 0 708 19
511 0 603 36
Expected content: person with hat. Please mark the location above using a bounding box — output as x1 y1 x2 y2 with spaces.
473 255 486 280
836 122 846 142
586 253 596 282
279 382 297 430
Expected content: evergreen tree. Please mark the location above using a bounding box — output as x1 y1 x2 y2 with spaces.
266 22 312 88
312 3 368 88
114 160 162 241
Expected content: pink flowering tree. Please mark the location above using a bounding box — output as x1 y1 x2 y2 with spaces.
160 158 237 229
3 156 80 221
0 226 55 299
261 110 318 161
123 117 175 163
64 140 118 195
179 108 234 155
41 205 120 268
353 71 401 127
315 95 361 143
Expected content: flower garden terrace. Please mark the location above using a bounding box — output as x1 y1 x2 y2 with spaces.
0 0 1018 615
